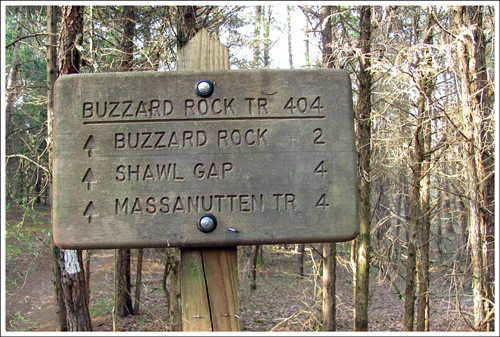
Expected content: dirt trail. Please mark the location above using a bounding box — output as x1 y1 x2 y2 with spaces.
4 205 473 332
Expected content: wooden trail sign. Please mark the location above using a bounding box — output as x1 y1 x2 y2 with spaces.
52 52 358 250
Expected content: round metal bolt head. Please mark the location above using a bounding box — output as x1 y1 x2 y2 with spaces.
195 80 214 97
197 213 217 233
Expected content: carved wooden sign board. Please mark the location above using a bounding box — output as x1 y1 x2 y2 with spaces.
52 69 358 249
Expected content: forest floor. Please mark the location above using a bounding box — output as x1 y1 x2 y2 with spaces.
4 203 475 333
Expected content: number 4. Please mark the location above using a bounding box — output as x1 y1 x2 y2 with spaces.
314 161 327 177
316 194 330 209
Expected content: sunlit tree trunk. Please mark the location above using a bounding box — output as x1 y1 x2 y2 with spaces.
416 8 434 331
354 5 372 332
262 6 271 68
287 6 293 69
318 6 337 331
252 6 262 68
453 6 494 331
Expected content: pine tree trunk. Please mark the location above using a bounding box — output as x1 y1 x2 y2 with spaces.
404 141 420 331
52 247 67 331
250 245 260 291
416 9 434 331
262 6 271 67
252 6 262 68
6 7 23 139
116 249 133 317
354 6 372 332
115 6 136 318
53 6 92 331
58 249 93 330
287 6 293 69
319 6 338 331
47 6 65 330
453 6 493 330
175 5 199 48
322 243 336 330
297 244 305 277
134 248 144 314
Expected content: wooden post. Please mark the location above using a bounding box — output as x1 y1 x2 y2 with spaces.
177 29 240 332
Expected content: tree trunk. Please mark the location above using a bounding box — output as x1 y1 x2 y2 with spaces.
52 247 67 331
6 7 23 139
317 6 338 331
304 19 310 68
175 5 199 48
252 6 262 68
59 249 93 330
250 245 260 291
53 5 92 331
354 6 372 332
47 7 65 330
116 249 133 317
287 6 293 69
470 7 495 331
322 243 336 331
115 6 136 318
297 244 305 277
134 248 144 315
404 134 420 331
453 6 494 331
262 6 272 67
416 8 434 331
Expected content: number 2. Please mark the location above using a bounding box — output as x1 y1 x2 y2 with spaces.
313 128 325 145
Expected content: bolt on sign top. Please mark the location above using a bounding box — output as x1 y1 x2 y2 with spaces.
52 69 359 249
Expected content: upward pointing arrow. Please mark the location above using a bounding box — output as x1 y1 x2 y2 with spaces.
82 168 97 190
83 201 98 224
83 135 97 158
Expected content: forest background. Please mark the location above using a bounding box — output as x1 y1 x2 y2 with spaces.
2 1 499 334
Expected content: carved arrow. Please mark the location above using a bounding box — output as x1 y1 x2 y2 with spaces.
83 135 97 158
83 201 98 224
82 168 97 190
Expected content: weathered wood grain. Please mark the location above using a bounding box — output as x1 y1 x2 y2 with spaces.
179 28 239 332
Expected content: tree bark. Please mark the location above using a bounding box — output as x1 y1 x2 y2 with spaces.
115 6 136 318
6 6 23 139
318 6 338 331
116 249 133 317
287 6 293 69
252 6 262 68
262 6 272 67
53 5 92 331
134 248 144 315
354 6 372 332
47 7 65 330
453 6 494 331
175 6 199 49
416 8 434 331
297 244 305 277
250 245 260 291
322 243 336 331
52 247 67 331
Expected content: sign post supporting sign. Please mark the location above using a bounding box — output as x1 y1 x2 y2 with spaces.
52 29 358 331
177 29 240 332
